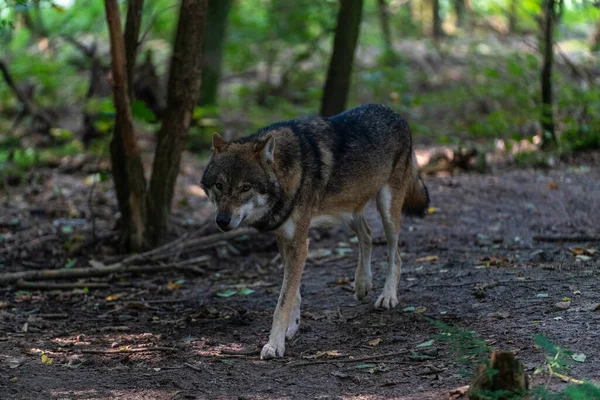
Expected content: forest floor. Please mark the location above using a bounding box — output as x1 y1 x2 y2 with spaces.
0 148 599 400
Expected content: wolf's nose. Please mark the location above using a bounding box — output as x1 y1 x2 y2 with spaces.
216 214 231 230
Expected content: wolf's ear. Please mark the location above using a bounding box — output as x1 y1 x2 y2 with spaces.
212 132 228 154
255 134 275 163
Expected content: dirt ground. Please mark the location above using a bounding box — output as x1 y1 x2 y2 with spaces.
0 149 599 400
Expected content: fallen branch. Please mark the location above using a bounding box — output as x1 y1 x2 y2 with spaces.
288 350 410 367
219 348 260 356
119 227 253 265
78 346 176 354
0 59 55 128
0 228 251 284
0 255 210 285
31 313 70 319
15 280 111 290
533 235 600 242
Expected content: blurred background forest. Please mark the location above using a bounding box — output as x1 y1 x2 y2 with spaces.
1 0 599 163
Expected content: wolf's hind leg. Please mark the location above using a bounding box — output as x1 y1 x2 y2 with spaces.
374 184 406 309
348 213 373 300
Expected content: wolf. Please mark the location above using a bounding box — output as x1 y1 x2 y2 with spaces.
201 104 430 359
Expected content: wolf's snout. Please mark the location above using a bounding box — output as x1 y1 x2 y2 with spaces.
216 214 232 231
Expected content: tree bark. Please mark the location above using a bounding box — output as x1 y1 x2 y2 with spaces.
124 0 145 101
540 0 557 150
105 0 148 250
591 17 600 52
146 0 208 246
320 0 364 117
508 0 517 33
199 0 233 108
377 0 393 54
453 0 465 29
432 0 443 38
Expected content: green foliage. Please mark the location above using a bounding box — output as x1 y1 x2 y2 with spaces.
429 320 600 400
429 318 491 373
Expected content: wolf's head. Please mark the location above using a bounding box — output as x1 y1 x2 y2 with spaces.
201 133 277 232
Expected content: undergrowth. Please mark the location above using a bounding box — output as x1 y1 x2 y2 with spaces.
429 318 600 399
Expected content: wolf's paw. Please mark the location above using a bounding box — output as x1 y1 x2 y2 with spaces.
286 316 300 339
374 292 398 309
354 278 373 300
260 339 285 359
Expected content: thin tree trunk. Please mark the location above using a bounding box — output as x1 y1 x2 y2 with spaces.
105 0 148 250
377 0 393 54
540 0 556 150
591 17 600 52
432 0 443 38
454 0 465 29
124 0 145 101
508 0 517 33
146 0 208 246
320 0 364 117
199 0 233 108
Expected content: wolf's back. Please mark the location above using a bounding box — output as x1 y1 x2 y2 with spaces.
328 105 429 216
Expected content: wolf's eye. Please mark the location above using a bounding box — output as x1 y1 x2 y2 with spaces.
215 183 223 191
241 184 251 192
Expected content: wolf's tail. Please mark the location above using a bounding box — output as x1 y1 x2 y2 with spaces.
402 152 430 217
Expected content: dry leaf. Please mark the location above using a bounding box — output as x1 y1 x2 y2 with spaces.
426 207 438 214
333 277 350 285
306 350 343 359
368 338 383 347
570 247 585 256
554 301 571 310
416 255 438 262
547 182 559 190
105 294 121 302
89 259 105 268
449 385 470 400
570 247 596 257
168 280 184 290
307 249 333 259
479 256 509 266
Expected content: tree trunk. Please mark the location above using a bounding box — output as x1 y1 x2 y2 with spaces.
432 0 443 38
124 0 145 101
508 0 517 33
591 17 600 52
377 0 394 55
453 0 465 29
105 0 148 251
198 0 233 108
540 0 556 150
146 0 208 246
320 0 364 117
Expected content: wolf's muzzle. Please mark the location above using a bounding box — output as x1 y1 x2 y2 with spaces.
216 214 232 231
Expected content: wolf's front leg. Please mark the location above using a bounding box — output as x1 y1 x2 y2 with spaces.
261 225 308 359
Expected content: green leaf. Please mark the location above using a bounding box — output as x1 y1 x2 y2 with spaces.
64 259 77 269
354 363 377 369
416 339 435 348
61 226 73 234
131 100 156 123
238 288 255 296
572 353 586 363
536 293 549 298
403 306 415 312
216 289 237 297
